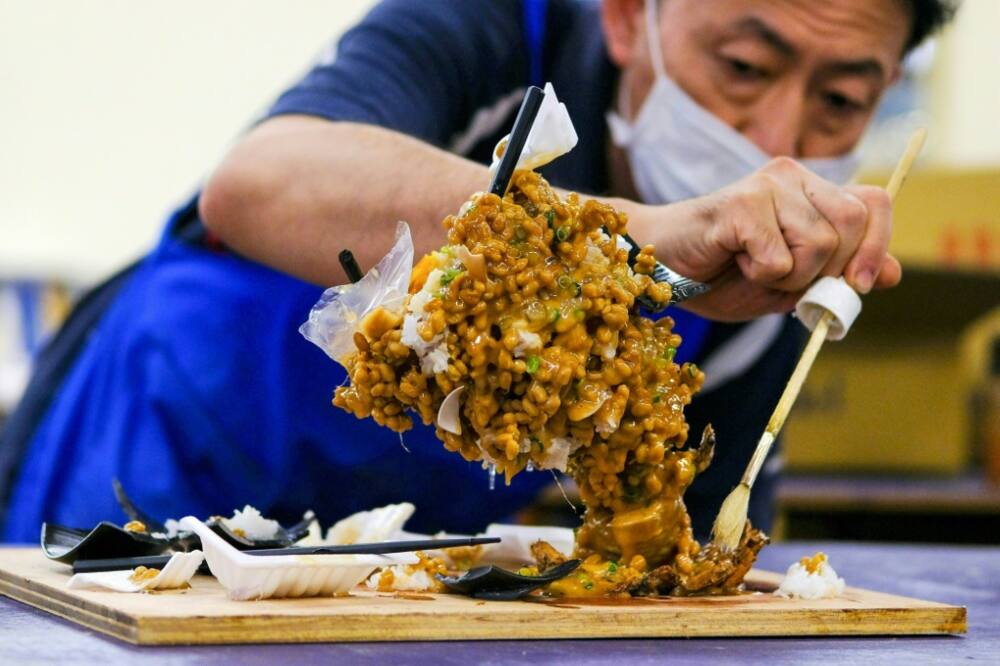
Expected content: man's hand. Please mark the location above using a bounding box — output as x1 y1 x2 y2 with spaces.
630 157 901 321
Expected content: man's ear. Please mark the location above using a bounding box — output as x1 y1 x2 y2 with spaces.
602 0 647 67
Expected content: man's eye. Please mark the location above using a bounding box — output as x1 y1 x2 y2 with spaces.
725 57 767 80
823 91 864 114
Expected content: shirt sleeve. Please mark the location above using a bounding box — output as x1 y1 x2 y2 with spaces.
267 0 529 148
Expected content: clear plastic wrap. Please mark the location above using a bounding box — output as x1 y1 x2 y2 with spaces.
299 221 413 364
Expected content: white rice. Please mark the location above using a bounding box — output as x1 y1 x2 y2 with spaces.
400 268 451 375
153 518 182 540
223 505 281 540
537 436 582 472
366 566 436 592
513 328 542 358
594 412 619 437
775 555 846 599
592 330 619 361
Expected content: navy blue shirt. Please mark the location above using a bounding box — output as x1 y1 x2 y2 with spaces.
269 0 617 197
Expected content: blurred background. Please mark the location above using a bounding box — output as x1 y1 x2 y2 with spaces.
1 1 998 542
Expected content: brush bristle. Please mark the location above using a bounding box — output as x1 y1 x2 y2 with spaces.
712 483 750 551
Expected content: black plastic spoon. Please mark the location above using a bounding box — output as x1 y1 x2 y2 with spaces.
437 559 582 601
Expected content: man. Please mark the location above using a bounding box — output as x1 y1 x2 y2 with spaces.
0 0 954 541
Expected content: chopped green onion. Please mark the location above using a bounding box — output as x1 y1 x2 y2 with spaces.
557 274 574 291
439 267 463 287
514 225 527 241
573 307 586 321
687 363 699 378
545 209 556 227
555 225 571 242
663 347 677 362
549 308 561 323
526 355 541 374
582 578 594 590
607 561 618 574
652 394 662 404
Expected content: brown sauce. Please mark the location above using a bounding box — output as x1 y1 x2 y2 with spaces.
334 170 766 597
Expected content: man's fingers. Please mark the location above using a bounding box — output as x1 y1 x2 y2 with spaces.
758 158 867 291
799 168 868 277
842 184 894 294
712 185 794 284
694 158 899 321
809 193 867 279
874 254 902 289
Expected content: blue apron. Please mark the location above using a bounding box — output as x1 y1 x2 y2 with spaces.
1 198 551 542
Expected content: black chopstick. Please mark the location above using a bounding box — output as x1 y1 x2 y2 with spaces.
73 554 176 574
71 536 501 573
487 85 545 197
339 249 364 283
246 536 500 557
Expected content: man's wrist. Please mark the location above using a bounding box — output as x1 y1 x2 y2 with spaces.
616 196 717 281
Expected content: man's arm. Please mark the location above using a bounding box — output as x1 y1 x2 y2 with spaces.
196 0 528 284
201 116 897 321
200 116 487 286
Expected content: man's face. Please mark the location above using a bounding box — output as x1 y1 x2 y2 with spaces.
604 0 910 158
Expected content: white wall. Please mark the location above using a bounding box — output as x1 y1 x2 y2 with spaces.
0 0 376 285
931 0 1000 167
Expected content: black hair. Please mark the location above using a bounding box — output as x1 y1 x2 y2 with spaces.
904 0 959 53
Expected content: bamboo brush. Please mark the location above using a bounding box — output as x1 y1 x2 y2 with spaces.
711 128 928 551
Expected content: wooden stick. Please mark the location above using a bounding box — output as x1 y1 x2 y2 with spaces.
742 312 831 487
885 127 927 202
712 128 927 549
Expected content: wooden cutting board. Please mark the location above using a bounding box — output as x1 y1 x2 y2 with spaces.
0 548 965 645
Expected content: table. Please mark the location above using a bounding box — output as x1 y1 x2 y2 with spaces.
2 542 995 665
776 475 1000 543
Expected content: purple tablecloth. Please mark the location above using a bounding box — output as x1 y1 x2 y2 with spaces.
2 542 994 664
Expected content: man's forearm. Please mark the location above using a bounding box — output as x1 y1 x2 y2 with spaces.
200 116 490 285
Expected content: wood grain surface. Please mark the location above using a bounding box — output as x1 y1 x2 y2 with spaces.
0 548 966 645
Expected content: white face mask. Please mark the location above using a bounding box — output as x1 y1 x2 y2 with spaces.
607 0 859 205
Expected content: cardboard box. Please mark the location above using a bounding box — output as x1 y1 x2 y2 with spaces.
783 269 997 474
784 337 967 473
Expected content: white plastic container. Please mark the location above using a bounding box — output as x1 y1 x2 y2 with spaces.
483 524 575 563
179 516 417 601
323 502 415 545
66 551 204 593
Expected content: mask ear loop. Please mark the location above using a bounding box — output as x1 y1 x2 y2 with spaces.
618 0 667 120
645 0 668 81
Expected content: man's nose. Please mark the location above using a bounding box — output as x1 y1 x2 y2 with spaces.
739 84 806 158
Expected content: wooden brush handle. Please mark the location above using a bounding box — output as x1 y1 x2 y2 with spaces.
742 311 832 487
885 128 927 203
